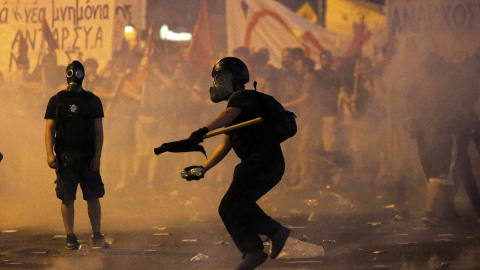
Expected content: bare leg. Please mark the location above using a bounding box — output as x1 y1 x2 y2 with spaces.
425 181 440 215
87 198 101 234
61 200 75 235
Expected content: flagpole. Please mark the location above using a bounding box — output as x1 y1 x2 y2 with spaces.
105 74 127 116
203 117 263 139
317 0 326 27
141 82 146 108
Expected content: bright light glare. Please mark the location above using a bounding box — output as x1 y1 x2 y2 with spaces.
124 26 135 33
159 24 192 42
160 25 169 39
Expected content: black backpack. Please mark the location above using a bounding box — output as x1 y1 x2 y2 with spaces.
254 90 297 143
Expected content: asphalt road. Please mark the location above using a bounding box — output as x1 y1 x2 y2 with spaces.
1 184 480 270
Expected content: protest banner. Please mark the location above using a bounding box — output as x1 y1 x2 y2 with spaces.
0 0 114 76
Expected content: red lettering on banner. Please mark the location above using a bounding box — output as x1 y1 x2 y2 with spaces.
244 9 369 59
244 10 291 46
244 9 327 57
302 31 325 51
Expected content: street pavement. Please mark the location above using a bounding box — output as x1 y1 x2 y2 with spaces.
1 182 480 270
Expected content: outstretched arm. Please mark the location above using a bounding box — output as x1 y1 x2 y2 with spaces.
206 107 242 131
185 107 241 148
202 134 232 171
282 92 309 108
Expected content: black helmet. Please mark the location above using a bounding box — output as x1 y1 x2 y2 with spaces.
211 57 249 85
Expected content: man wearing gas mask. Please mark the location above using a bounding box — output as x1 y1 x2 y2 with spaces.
44 60 109 250
182 57 290 270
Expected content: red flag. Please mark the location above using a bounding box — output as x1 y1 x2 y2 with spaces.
344 17 372 57
120 22 154 90
139 22 155 69
42 20 58 52
128 22 154 90
185 0 214 72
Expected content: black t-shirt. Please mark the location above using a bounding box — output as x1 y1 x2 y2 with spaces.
314 68 341 116
275 70 303 105
341 76 370 118
45 89 104 157
226 90 283 161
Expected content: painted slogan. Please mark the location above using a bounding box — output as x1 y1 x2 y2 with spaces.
387 0 480 62
0 0 115 76
113 0 146 51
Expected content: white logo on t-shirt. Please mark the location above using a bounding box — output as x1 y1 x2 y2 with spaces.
69 104 78 113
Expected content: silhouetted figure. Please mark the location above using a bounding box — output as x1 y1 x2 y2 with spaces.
448 56 480 220
181 57 290 269
44 60 110 250
316 51 342 161
408 54 457 226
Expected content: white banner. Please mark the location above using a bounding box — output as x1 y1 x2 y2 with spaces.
0 0 114 76
113 0 146 51
226 0 351 68
115 0 146 30
387 0 480 62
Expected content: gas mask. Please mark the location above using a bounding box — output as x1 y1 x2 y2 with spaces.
66 60 85 91
209 72 235 103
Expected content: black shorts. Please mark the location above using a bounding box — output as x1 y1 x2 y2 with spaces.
416 130 453 183
55 156 105 201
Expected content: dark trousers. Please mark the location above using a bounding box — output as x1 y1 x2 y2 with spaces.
453 131 480 215
219 156 285 255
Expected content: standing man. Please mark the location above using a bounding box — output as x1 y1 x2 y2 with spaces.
451 111 480 220
45 60 109 250
182 57 290 270
316 51 341 157
447 58 480 221
407 53 456 226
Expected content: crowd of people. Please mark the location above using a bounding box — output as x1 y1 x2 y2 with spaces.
229 45 391 192
2 36 480 226
0 38 430 190
407 52 480 225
